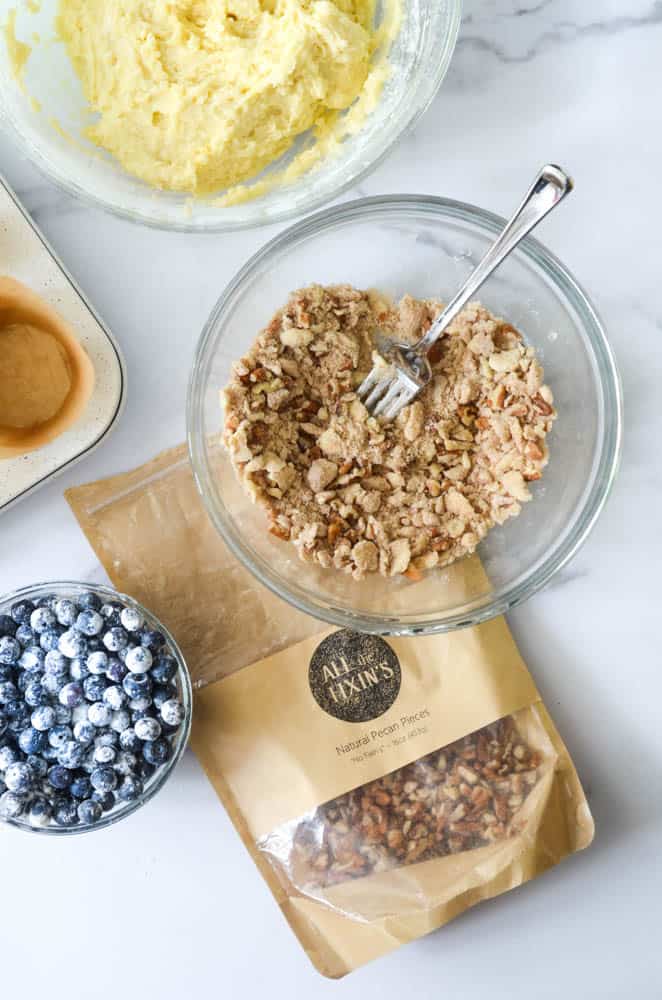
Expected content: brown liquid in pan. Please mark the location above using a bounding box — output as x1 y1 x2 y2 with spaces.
0 277 95 459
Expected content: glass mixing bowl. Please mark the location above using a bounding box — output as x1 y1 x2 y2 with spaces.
0 581 192 835
187 196 622 634
0 0 460 231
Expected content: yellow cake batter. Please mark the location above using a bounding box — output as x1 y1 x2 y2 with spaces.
56 0 385 196
4 8 30 89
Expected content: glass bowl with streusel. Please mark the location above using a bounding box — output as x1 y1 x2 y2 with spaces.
187 196 622 635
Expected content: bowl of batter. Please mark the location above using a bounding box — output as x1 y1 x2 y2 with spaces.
0 0 461 231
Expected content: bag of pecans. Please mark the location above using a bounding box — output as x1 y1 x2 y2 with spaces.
66 448 594 978
265 715 545 889
192 619 594 977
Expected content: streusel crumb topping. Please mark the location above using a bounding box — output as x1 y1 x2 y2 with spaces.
222 285 556 580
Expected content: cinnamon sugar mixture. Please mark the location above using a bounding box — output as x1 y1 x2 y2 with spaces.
222 285 556 580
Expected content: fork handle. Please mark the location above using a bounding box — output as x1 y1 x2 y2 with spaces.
415 164 573 356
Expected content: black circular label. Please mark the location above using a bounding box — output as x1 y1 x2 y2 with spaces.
308 629 401 723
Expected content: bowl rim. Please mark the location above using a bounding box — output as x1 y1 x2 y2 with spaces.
187 193 623 635
0 580 192 835
0 1 462 232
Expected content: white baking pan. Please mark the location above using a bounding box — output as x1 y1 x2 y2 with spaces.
0 174 126 512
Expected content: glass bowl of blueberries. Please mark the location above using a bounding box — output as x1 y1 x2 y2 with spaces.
0 581 192 834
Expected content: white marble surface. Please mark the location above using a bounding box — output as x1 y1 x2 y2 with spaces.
0 1 659 996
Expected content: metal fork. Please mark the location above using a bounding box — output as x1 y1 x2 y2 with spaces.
357 164 573 421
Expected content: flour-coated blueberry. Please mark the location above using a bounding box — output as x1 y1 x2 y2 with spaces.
143 738 170 767
88 703 112 727
73 720 95 744
54 600 77 627
0 639 20 666
58 630 88 660
10 601 35 624
39 628 62 653
24 679 49 708
140 629 164 651
90 766 117 793
102 685 126 711
31 705 56 731
53 796 78 826
47 765 73 790
57 741 86 769
151 656 177 685
117 776 143 802
47 725 72 750
160 699 185 727
83 676 106 702
134 717 161 741
103 627 129 653
78 799 102 825
18 727 45 754
87 651 108 675
59 682 84 709
120 607 144 633
0 615 17 637
110 710 131 733
28 794 52 826
70 776 92 799
19 646 45 672
0 791 25 818
75 611 104 637
30 607 56 633
5 762 32 795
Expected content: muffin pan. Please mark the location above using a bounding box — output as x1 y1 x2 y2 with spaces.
0 174 125 512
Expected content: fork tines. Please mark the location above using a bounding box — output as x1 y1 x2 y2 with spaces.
357 367 420 420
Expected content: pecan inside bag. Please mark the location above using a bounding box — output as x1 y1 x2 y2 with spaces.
262 716 542 890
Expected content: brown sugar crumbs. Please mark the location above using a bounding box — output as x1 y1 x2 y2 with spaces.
222 285 556 580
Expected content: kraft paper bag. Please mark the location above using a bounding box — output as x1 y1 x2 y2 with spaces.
192 624 594 977
66 447 594 978
65 444 323 687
